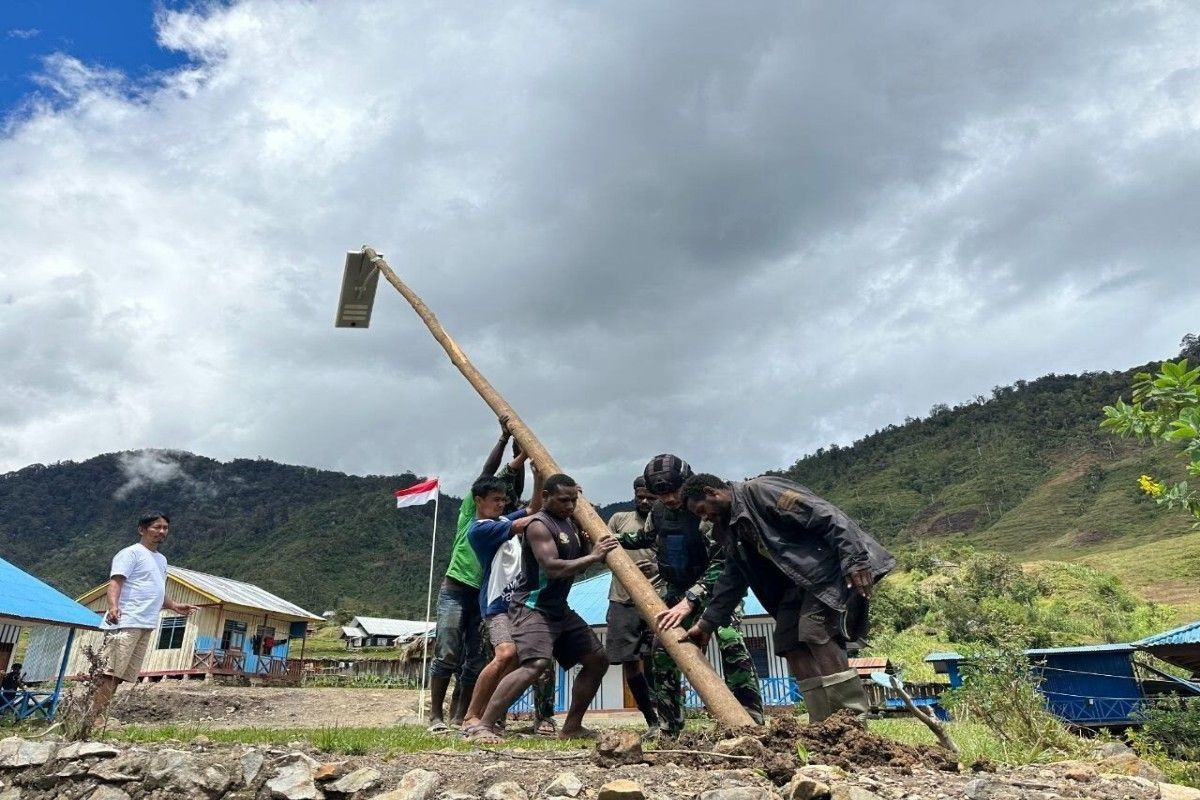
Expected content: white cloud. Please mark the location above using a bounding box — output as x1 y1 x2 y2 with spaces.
113 449 211 500
6 28 39 40
2 1 1200 501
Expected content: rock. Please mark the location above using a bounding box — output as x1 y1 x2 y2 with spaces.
328 767 382 795
439 794 477 800
545 772 585 798
830 789 880 800
315 762 348 782
1063 764 1096 783
56 761 88 778
796 767 847 784
714 737 768 759
242 750 266 785
784 777 831 800
89 749 146 783
192 735 212 747
961 779 994 800
145 748 231 798
1091 741 1131 759
56 742 121 761
483 782 528 800
88 787 132 800
697 789 779 800
598 780 645 800
372 769 441 800
268 760 323 800
594 730 644 767
1096 753 1167 782
1159 784 1200 800
0 787 19 800
0 738 55 768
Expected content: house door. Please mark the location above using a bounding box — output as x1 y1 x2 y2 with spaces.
0 642 12 673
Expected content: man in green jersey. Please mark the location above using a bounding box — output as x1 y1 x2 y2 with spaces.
428 424 526 732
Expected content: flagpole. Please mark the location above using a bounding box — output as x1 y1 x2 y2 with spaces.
417 485 439 721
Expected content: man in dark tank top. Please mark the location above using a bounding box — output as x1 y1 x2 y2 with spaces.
465 473 617 742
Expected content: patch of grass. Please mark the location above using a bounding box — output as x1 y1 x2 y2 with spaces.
107 724 591 756
869 717 1078 766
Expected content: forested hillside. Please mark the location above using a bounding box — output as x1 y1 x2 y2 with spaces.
776 359 1198 613
3 351 1197 618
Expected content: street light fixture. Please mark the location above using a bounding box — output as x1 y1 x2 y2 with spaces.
334 249 382 328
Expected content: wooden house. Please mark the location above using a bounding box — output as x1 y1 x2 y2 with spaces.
340 616 434 649
69 565 322 681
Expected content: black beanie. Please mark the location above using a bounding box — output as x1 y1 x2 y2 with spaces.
643 453 693 495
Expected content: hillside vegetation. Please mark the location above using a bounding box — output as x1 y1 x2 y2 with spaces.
775 361 1198 616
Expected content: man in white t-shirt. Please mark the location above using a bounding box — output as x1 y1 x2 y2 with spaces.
89 513 198 726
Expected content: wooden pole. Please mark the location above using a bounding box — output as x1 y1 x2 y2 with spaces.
363 246 755 728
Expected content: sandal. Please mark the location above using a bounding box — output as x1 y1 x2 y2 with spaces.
465 723 504 744
533 717 557 737
426 720 451 734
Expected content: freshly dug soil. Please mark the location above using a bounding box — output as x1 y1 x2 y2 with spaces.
659 711 958 782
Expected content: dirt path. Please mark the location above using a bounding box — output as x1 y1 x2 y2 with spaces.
110 682 425 729
108 681 647 730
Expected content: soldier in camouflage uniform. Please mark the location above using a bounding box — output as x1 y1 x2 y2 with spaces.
615 454 764 737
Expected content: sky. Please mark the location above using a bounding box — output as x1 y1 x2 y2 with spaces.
1 1 1199 504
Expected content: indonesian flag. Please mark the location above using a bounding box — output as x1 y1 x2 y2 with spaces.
395 477 439 508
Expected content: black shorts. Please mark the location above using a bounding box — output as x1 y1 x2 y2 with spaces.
774 586 868 656
605 601 651 663
509 605 604 669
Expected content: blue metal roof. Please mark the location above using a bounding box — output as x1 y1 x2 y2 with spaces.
1135 619 1200 647
568 571 769 626
924 643 1135 663
0 557 103 629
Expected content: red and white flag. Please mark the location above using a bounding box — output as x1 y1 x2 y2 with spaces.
395 477 439 508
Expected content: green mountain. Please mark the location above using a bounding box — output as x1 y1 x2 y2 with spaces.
775 362 1199 616
2 352 1196 618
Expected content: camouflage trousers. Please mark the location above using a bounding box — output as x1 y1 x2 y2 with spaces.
650 604 764 736
481 617 555 719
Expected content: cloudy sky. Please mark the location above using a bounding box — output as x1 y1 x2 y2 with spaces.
2 1 1198 503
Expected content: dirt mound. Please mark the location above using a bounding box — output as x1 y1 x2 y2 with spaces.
658 712 957 783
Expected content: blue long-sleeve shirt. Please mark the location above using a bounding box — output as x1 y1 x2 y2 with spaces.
467 509 528 617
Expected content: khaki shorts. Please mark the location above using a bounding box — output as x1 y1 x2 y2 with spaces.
98 628 154 683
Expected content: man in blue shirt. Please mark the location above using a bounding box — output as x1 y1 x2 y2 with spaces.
460 465 543 735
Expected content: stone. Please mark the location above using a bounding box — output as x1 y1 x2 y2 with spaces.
268 760 323 800
1159 784 1200 800
713 737 768 760
328 766 382 795
697 789 780 800
1096 753 1167 783
145 748 231 797
483 782 528 800
55 762 88 778
1063 765 1096 783
594 730 644 767
784 777 831 800
830 789 880 800
88 787 132 800
0 787 18 800
1091 741 1131 759
545 773 584 798
0 738 55 768
372 769 441 800
315 762 349 782
597 780 645 800
961 779 995 800
56 742 121 761
796 767 848 784
192 735 212 747
242 750 266 785
439 794 476 800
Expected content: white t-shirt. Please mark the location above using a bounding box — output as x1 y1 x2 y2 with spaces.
103 543 168 630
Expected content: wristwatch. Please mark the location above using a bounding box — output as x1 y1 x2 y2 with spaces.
684 589 702 605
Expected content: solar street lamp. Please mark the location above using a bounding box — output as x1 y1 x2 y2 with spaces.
334 249 382 328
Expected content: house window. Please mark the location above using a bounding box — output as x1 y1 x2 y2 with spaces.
221 620 247 651
157 616 187 650
744 635 771 679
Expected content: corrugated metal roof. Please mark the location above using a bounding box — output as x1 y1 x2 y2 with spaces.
341 625 364 638
1135 619 1200 647
0 556 102 629
350 617 435 638
170 566 322 621
568 571 769 626
925 644 1135 663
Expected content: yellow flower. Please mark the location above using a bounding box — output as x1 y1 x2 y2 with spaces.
1138 474 1165 498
